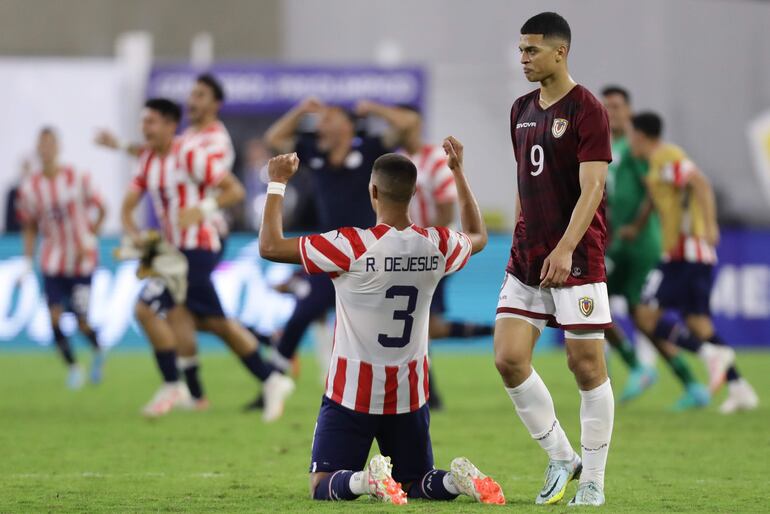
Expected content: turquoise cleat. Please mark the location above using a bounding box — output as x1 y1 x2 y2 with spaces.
619 366 658 403
67 365 84 390
90 350 106 385
671 383 710 412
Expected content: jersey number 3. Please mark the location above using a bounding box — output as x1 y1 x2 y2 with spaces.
378 285 418 348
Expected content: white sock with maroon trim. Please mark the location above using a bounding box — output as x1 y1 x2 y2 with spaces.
505 369 575 461
579 379 614 488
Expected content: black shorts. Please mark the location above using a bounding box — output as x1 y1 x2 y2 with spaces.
43 274 92 317
310 396 434 484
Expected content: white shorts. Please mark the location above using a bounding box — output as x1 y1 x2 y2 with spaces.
496 273 612 334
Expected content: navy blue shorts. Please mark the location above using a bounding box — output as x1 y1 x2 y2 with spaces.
43 275 92 316
430 277 448 315
310 396 434 484
138 249 225 318
643 262 714 315
182 249 225 318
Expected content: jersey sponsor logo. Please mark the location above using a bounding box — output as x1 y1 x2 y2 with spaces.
578 296 595 317
552 118 569 139
516 121 537 129
572 266 583 277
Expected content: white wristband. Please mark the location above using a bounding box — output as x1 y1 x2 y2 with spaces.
267 182 287 196
199 197 218 218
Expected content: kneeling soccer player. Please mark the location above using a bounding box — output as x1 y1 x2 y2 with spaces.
259 138 504 504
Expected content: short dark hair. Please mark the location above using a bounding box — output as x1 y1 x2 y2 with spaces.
631 112 663 139
196 73 225 102
601 85 631 104
395 103 422 117
326 105 357 125
372 153 417 203
521 12 571 46
145 98 182 123
39 126 58 138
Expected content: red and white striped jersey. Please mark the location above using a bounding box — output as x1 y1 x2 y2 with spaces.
17 167 103 277
403 144 457 227
299 223 473 414
131 121 234 252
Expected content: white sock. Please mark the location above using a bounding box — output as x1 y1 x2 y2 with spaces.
349 471 369 496
443 472 460 495
505 369 575 461
579 379 614 489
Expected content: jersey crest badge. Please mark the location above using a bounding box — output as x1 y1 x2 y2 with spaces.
552 118 568 138
578 296 594 317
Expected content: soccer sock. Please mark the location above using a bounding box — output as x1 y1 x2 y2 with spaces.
653 319 701 353
240 350 276 382
81 327 101 351
447 322 494 338
154 350 179 383
615 338 640 369
52 326 76 365
178 356 204 399
505 369 575 461
664 354 698 387
407 469 459 500
579 379 614 489
312 470 360 501
706 334 742 382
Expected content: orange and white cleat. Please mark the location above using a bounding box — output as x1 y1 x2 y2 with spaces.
141 382 187 418
366 455 408 505
450 457 506 505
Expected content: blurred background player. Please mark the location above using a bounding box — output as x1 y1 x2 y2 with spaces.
601 85 707 406
17 127 107 389
113 93 292 420
357 100 495 409
494 13 614 506
246 97 416 410
259 140 503 505
629 112 759 414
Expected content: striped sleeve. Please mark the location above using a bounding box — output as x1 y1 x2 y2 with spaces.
442 228 473 275
184 134 230 186
430 159 458 203
131 151 152 192
660 159 696 188
298 227 366 275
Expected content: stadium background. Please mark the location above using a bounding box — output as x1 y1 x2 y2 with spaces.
2 0 770 348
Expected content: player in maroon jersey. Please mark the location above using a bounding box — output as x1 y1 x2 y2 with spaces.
493 13 613 507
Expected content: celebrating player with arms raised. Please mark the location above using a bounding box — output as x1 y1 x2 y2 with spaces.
259 138 504 505
493 13 613 506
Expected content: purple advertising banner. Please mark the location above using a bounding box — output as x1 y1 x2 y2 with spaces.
147 63 425 113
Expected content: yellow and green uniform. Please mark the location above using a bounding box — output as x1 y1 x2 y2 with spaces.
605 136 662 306
646 143 717 264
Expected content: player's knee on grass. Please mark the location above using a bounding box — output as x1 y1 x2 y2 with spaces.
309 472 330 498
565 338 607 390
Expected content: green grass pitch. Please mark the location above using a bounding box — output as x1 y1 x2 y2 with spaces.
0 349 767 512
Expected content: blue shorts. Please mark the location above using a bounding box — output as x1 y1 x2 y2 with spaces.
310 396 434 484
43 275 92 317
430 277 447 315
138 249 225 318
643 261 714 315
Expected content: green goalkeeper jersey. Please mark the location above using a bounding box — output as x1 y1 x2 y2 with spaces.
606 136 662 257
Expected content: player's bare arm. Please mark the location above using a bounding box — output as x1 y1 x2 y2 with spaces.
94 129 144 157
687 168 720 246
540 161 606 287
20 221 37 277
442 136 487 254
178 173 245 229
264 97 324 153
618 196 653 241
356 100 420 147
259 153 302 264
120 189 144 245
